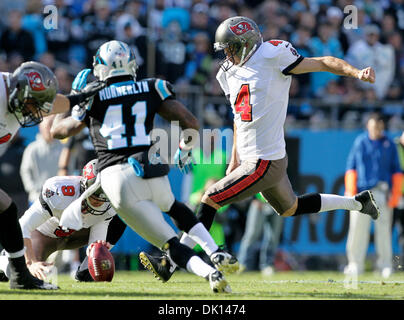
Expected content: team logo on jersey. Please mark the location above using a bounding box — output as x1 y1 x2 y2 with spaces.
24 71 46 91
44 188 55 198
230 21 252 36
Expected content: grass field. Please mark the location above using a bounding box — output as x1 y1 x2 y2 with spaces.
0 270 403 300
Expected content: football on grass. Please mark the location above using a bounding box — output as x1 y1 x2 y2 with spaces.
88 243 115 282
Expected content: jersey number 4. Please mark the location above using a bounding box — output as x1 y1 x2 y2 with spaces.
99 101 151 150
235 84 252 122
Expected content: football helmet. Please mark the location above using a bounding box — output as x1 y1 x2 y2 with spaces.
93 40 138 81
80 159 111 215
214 16 263 71
8 61 58 127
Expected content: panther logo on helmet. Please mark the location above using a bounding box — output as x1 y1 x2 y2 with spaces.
230 21 252 36
24 71 46 91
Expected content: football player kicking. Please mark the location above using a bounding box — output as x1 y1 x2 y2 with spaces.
50 40 238 293
0 159 122 282
0 61 104 289
148 16 381 281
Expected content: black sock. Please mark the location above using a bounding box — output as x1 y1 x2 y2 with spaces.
196 203 217 231
294 193 321 216
165 200 199 233
165 237 196 269
0 202 24 254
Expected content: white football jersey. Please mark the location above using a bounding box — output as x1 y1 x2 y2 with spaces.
216 40 303 162
19 176 116 242
0 72 20 157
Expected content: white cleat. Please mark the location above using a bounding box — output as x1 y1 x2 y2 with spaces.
208 270 232 293
210 249 239 274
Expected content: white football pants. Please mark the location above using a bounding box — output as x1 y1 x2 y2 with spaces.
346 184 393 272
100 163 177 249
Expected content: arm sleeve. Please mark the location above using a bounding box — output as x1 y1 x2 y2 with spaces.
88 219 111 245
273 41 304 75
58 197 83 231
19 199 51 239
154 79 176 101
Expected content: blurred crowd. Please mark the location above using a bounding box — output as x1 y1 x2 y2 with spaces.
0 0 403 129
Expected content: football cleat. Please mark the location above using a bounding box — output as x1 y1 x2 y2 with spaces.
208 270 232 293
9 270 59 290
74 267 94 282
210 248 239 274
139 251 176 283
355 190 380 220
0 270 8 282
8 256 59 290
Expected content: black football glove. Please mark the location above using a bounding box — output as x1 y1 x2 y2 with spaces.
66 80 106 109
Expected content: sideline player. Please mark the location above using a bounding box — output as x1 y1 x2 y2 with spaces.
50 40 237 293
0 61 104 289
0 159 121 282
152 16 381 280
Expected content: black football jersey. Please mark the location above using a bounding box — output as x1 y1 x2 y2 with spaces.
84 77 175 171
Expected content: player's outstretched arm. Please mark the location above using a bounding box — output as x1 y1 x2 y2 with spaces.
46 80 106 116
157 99 200 131
289 56 375 83
50 112 86 140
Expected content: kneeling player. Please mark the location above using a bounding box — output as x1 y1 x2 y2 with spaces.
0 159 125 281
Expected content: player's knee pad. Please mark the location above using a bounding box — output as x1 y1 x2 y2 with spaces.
164 237 195 269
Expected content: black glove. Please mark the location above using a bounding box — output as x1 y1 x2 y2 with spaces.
66 80 106 109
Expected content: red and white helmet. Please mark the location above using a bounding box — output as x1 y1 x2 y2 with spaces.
80 159 111 215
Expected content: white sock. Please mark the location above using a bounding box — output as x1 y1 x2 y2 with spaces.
180 233 197 249
185 222 218 256
186 255 215 278
320 194 361 212
7 248 25 259
0 255 10 278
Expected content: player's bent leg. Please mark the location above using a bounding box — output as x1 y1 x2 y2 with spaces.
165 237 231 293
0 198 57 290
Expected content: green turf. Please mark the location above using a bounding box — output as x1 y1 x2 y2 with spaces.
0 270 403 300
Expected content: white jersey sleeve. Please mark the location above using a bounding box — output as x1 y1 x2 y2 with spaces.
58 197 84 231
87 217 112 245
19 199 51 239
261 40 304 75
216 68 230 100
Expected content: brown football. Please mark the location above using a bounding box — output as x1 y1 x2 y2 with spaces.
88 243 115 282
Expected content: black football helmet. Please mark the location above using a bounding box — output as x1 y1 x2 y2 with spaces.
214 16 263 71
8 61 58 127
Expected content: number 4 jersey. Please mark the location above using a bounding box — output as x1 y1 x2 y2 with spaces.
81 77 175 172
216 40 303 162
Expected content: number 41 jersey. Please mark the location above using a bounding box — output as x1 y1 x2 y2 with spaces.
83 77 175 172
